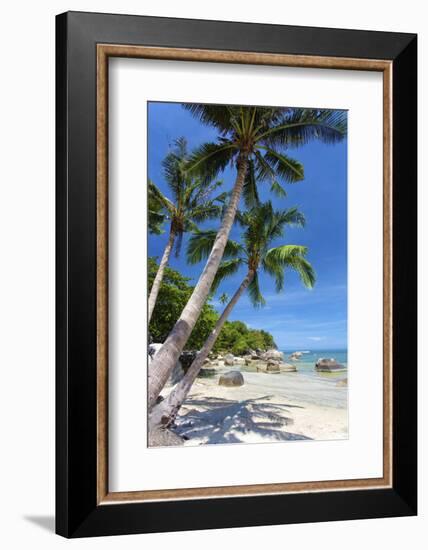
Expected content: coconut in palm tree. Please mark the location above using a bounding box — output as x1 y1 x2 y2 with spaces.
149 201 315 428
148 137 224 322
148 105 346 409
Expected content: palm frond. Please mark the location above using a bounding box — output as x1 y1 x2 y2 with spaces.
275 207 306 228
243 158 260 208
263 245 315 289
187 142 235 184
148 179 175 214
189 203 223 223
162 139 188 200
290 256 316 288
148 208 166 235
212 258 244 293
258 108 347 148
270 180 287 198
182 104 239 135
258 147 304 182
183 220 198 233
253 150 276 182
174 231 184 258
247 271 266 307
261 207 305 243
186 230 243 265
264 244 308 265
189 179 224 206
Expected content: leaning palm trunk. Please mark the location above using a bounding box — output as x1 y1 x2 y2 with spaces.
148 228 175 323
149 270 255 429
148 155 249 409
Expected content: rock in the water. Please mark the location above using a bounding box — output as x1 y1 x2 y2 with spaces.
198 367 217 378
289 351 303 361
257 362 297 373
148 427 184 447
224 353 235 366
218 370 244 387
315 358 346 372
263 349 284 361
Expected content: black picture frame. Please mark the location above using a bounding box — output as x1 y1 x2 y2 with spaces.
56 10 417 538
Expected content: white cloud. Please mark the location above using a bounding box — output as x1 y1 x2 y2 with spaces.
307 336 325 341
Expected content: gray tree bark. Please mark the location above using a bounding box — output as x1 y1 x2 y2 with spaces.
149 270 255 429
148 228 176 323
147 155 248 409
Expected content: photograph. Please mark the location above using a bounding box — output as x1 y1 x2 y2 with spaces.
0 1 420 545
147 102 349 447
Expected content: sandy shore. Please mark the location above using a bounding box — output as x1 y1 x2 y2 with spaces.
162 369 348 446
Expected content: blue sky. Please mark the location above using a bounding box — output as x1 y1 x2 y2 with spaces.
148 102 347 351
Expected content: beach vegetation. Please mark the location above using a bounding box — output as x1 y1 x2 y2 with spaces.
147 137 224 322
150 201 315 427
148 106 346 408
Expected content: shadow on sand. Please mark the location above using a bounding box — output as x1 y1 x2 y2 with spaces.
174 395 312 445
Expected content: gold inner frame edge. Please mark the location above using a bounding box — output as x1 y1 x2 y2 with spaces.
96 44 393 504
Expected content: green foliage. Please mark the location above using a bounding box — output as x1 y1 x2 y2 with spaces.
148 258 276 353
148 138 224 257
213 320 275 355
187 201 315 307
184 104 347 207
148 258 217 350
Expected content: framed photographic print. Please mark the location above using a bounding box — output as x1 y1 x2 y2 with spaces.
56 11 417 538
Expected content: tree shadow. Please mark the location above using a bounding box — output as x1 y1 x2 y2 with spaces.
23 515 55 533
174 395 312 445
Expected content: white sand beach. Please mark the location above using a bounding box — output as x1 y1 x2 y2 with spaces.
162 368 348 446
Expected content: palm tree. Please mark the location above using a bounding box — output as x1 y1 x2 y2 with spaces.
219 292 229 305
148 137 223 322
149 201 315 428
148 105 346 409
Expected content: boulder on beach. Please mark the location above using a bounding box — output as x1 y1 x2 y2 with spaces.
279 362 297 372
234 357 246 365
148 342 163 360
224 353 235 366
266 362 280 372
315 358 346 372
257 362 296 373
218 370 245 387
263 349 284 361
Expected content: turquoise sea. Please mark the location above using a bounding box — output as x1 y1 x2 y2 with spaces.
281 349 348 383
233 348 348 408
